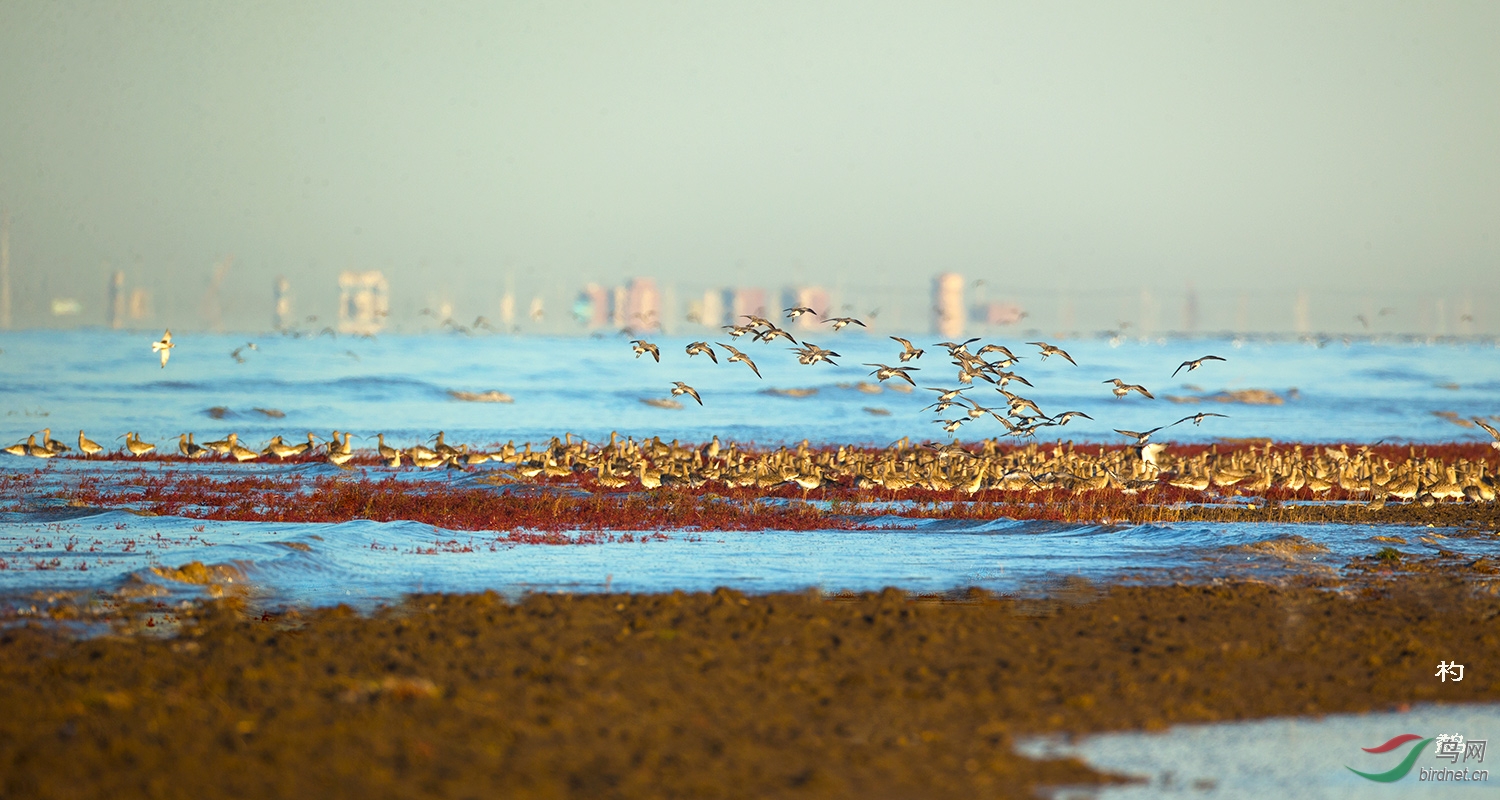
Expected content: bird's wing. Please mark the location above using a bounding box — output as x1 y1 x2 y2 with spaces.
1473 418 1500 440
1204 355 1226 362
1138 387 1155 399
160 348 170 368
1172 362 1189 377
1058 350 1077 365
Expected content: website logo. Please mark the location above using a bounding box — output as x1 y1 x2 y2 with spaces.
1348 733 1489 783
1347 734 1432 783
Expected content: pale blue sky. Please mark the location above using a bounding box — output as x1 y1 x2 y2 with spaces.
1 2 1497 331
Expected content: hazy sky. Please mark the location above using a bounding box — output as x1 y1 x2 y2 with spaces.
1 1 1497 328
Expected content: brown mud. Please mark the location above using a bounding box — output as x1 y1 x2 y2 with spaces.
3 580 1497 799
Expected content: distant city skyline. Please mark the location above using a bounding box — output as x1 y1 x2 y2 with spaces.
1 3 1497 334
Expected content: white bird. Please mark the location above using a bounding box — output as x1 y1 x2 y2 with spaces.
152 329 175 368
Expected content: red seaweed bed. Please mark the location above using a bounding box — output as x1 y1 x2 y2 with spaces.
49 473 857 532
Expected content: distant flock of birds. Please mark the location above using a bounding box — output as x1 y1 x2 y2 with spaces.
6 425 1498 506
4 318 1498 507
624 307 1239 443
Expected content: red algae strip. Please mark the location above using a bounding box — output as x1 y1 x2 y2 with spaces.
59 475 856 532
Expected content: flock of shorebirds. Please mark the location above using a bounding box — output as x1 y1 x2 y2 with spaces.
3 319 1498 506
8 423 1495 505
626 307 1241 443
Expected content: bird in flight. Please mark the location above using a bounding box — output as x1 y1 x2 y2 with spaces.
1173 412 1228 427
1047 411 1093 427
1172 355 1226 377
864 363 919 386
890 336 925 362
1026 341 1077 365
1114 426 1167 445
685 341 718 363
791 342 840 365
784 306 818 320
825 316 866 331
716 343 762 378
630 340 661 362
1103 378 1154 399
152 330 175 368
1473 417 1500 450
756 325 797 344
671 382 703 405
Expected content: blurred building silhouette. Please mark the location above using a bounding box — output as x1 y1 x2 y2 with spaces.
108 270 126 329
338 270 388 335
932 272 963 338
0 211 10 330
273 276 293 329
782 286 830 330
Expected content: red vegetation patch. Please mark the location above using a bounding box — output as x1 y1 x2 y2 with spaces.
60 474 854 533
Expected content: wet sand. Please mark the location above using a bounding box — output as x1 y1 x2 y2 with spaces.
3 579 1497 799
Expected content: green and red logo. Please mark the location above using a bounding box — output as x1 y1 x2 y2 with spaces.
1347 734 1433 782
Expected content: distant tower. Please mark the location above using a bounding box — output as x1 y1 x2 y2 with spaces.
1183 282 1199 333
273 276 293 329
337 270 388 335
782 285 830 331
625 277 660 331
1294 289 1310 334
0 210 10 329
932 272 964 338
109 270 126 329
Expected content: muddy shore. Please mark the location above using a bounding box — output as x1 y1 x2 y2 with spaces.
2 580 1496 799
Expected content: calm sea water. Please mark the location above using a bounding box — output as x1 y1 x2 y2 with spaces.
1 330 1498 607
1 329 1497 447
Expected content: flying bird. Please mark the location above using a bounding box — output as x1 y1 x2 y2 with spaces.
685 341 718 363
671 382 703 405
825 316 866 331
890 336 925 362
784 306 817 320
1473 417 1500 450
1173 412 1229 427
1172 355 1226 377
1103 378 1154 399
630 339 661 362
864 363 919 386
152 330 175 368
716 343 762 378
1026 341 1076 365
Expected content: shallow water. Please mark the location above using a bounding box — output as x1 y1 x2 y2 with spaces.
3 332 1499 608
4 495 1496 609
1 330 1498 447
1021 704 1500 798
